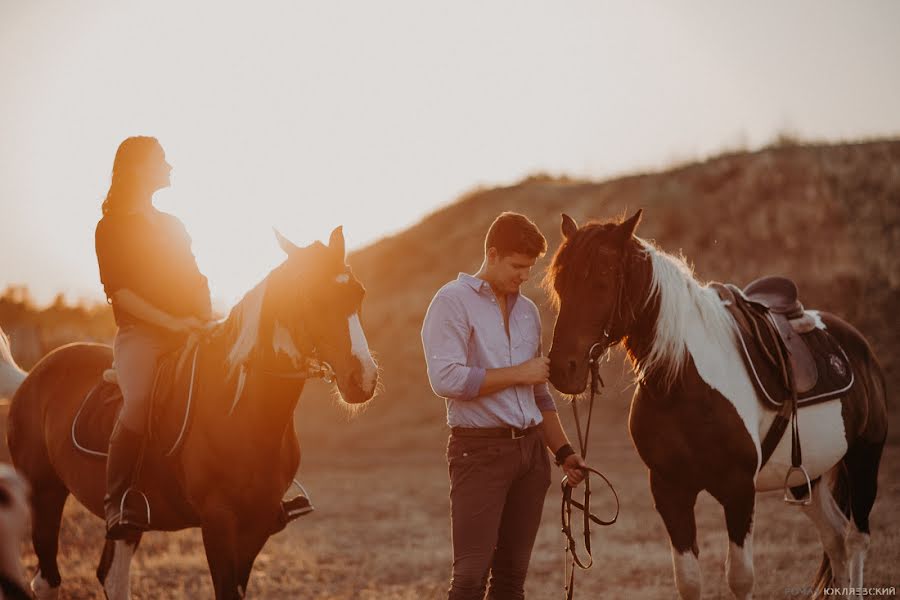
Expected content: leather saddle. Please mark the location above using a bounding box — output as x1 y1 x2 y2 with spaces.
713 276 854 409
72 339 201 458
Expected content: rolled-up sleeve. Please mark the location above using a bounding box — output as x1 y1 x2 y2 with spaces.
533 309 557 412
421 293 484 401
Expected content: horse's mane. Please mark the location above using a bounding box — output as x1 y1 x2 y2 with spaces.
543 221 621 311
637 238 736 389
223 278 269 376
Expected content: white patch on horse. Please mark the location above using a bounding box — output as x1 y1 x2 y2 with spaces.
30 571 59 600
0 326 26 399
103 540 136 600
639 241 762 465
807 309 827 330
348 313 377 393
756 399 847 491
335 273 349 284
726 538 754 600
671 548 701 600
846 526 870 591
802 471 850 587
272 321 301 366
226 279 268 376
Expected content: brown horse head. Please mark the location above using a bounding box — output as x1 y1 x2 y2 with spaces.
544 210 643 394
265 226 379 405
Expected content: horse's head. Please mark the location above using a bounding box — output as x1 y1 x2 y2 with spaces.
544 210 643 395
266 226 379 404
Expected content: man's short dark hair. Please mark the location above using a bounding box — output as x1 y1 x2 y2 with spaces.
485 212 547 258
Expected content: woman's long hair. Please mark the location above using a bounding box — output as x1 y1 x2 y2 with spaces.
101 136 163 215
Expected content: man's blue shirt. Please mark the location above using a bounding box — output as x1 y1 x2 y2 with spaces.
421 273 556 429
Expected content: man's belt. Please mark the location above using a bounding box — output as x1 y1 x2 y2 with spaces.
451 425 540 439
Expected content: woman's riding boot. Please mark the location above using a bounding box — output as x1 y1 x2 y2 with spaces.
104 419 150 539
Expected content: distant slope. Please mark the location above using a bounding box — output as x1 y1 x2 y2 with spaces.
306 140 898 444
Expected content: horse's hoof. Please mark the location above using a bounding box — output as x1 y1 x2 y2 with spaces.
31 572 60 600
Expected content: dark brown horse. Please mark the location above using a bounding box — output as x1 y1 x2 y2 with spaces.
544 210 887 599
4 227 379 600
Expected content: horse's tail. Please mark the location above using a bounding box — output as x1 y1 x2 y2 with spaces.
0 326 27 400
809 464 851 599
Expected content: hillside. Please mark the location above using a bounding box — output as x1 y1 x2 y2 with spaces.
313 139 900 447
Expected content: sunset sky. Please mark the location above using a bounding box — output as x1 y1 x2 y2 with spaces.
1 1 898 310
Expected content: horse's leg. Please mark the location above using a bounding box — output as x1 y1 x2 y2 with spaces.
800 472 849 591
97 535 141 600
842 438 884 594
710 477 756 600
201 519 243 600
650 470 701 600
235 528 270 596
29 482 69 600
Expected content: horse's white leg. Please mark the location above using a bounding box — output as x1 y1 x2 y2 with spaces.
30 570 60 600
651 471 701 600
671 546 701 600
725 535 754 600
801 472 849 588
103 540 137 600
714 480 756 600
845 525 869 593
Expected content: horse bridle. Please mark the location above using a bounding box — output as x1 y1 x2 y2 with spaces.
560 249 630 600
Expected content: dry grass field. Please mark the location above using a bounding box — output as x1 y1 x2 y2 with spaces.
10 406 900 599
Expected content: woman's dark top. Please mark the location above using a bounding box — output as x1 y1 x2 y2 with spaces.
95 208 212 329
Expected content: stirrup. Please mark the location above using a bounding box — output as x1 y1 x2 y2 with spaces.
282 479 314 521
783 465 812 505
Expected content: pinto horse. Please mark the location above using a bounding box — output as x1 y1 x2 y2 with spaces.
544 210 887 600
4 227 379 600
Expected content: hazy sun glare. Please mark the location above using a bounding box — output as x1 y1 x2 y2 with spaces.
1 1 899 310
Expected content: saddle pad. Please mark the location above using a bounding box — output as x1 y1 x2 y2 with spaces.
714 283 854 408
72 342 201 458
72 381 123 457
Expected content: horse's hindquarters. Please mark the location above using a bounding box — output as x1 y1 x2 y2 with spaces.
755 398 847 491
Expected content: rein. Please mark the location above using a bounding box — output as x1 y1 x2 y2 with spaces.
561 343 620 600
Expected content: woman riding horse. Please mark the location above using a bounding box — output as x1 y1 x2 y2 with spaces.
95 136 213 538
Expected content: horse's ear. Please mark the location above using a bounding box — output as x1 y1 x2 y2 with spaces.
561 214 578 240
274 228 300 256
618 209 642 241
328 226 345 260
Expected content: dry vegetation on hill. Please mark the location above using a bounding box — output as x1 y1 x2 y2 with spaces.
2 140 899 598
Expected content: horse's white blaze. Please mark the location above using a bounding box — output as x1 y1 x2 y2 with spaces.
272 321 301 366
30 571 59 600
846 527 870 591
671 548 701 600
802 471 849 586
103 540 135 600
726 539 754 600
755 399 847 491
348 313 377 392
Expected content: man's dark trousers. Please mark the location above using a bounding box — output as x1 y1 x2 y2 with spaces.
446 427 551 600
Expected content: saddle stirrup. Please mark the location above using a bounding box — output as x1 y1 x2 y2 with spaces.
783 465 813 505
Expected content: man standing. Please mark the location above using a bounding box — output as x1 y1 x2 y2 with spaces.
421 212 586 600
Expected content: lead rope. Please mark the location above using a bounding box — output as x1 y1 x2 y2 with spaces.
562 345 620 600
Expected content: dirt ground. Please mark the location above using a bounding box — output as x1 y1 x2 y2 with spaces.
12 408 899 600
